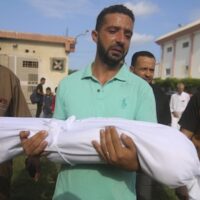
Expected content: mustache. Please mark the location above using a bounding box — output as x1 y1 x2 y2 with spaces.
110 44 125 53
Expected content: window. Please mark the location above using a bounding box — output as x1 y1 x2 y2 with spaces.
23 61 38 68
167 47 172 52
166 68 171 75
28 73 38 85
182 42 189 48
28 85 36 93
51 58 65 72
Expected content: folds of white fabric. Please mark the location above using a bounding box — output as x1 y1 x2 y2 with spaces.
0 116 200 200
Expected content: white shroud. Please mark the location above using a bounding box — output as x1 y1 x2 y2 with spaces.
0 116 200 200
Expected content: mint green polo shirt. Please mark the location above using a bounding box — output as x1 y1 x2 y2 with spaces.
53 64 156 200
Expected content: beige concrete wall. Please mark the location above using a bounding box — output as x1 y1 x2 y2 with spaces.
191 31 200 78
162 41 174 78
159 29 200 79
174 35 190 78
0 39 70 113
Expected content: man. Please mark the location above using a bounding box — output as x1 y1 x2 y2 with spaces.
20 5 156 200
0 65 31 200
35 77 45 117
179 90 200 151
42 87 53 118
170 82 190 129
130 51 171 125
176 91 200 200
130 51 171 200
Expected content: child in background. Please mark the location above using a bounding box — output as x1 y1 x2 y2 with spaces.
42 87 53 118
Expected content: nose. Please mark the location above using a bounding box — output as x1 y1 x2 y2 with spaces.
116 31 126 44
146 70 151 76
145 69 152 78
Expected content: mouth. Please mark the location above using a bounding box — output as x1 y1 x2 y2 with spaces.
144 78 152 83
110 46 124 57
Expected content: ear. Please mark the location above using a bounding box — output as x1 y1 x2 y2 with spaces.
91 30 98 43
130 66 134 72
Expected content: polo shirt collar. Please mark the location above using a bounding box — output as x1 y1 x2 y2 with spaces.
81 63 128 82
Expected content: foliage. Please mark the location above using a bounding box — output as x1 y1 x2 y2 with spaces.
154 78 200 94
11 156 60 200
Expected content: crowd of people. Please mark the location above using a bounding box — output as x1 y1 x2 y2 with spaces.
35 77 57 118
0 4 200 200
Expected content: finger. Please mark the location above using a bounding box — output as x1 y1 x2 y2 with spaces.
92 140 107 161
22 131 48 156
29 135 48 155
121 133 136 151
19 131 30 141
121 133 140 170
29 140 48 156
105 127 120 157
108 127 123 156
100 129 111 161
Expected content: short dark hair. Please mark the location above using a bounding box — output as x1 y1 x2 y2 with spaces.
46 87 51 91
40 77 46 82
131 51 155 66
95 4 135 31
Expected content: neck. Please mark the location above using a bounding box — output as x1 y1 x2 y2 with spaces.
178 91 183 95
92 58 123 85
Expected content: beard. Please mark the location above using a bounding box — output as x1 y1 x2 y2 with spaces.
97 38 127 68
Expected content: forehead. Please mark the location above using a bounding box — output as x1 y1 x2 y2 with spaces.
177 83 184 88
102 13 133 30
136 56 156 68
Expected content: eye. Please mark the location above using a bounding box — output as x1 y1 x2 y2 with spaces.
125 32 132 39
124 30 132 39
108 27 118 34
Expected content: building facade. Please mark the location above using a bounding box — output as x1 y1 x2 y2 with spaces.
155 19 200 79
0 30 75 115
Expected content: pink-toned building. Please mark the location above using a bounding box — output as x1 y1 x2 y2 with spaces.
155 19 200 79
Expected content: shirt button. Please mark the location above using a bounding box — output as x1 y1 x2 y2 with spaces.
97 89 100 92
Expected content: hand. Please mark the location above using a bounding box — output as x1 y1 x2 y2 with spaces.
172 112 179 118
25 156 41 182
20 130 48 156
92 126 140 171
175 186 189 200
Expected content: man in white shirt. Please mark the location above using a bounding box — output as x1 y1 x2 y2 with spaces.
170 82 190 129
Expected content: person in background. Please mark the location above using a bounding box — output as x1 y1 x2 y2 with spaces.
35 77 45 117
0 65 31 200
170 82 190 129
179 90 200 155
130 51 171 200
175 90 200 200
42 87 53 118
130 51 171 126
20 4 156 200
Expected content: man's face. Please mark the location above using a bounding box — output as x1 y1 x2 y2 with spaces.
177 83 184 94
93 13 133 66
41 79 45 85
130 56 156 83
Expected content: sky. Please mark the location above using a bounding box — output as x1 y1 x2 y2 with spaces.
1 0 200 70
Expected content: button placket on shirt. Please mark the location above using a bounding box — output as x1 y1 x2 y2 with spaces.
95 86 105 115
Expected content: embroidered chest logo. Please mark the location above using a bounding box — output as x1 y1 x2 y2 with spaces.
121 98 127 109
